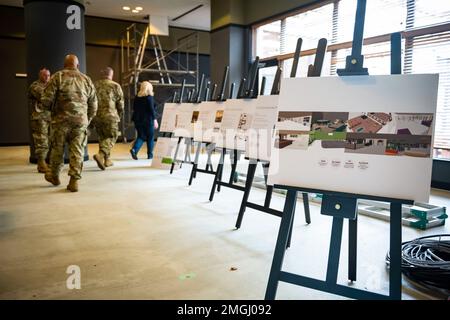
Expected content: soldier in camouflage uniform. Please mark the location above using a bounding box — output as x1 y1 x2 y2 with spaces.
28 68 51 173
41 55 98 192
92 67 124 170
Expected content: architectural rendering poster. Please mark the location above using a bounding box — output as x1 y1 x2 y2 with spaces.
173 103 200 138
267 74 439 202
193 101 226 143
160 103 178 133
246 95 279 161
215 98 258 151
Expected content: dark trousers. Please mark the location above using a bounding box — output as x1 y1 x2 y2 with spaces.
132 122 155 158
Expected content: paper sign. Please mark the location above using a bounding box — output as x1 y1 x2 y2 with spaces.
215 99 258 151
246 95 279 161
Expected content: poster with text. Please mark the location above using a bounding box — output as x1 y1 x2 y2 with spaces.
173 103 200 138
267 74 439 202
246 95 279 161
193 101 226 143
215 99 258 151
159 103 178 133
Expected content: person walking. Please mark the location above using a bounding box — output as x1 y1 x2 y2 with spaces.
28 68 51 173
92 67 124 170
41 54 97 192
130 81 158 160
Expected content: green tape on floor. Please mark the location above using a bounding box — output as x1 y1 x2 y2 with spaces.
179 273 196 281
162 157 173 164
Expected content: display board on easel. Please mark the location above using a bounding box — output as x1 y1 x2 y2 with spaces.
245 95 279 161
267 74 438 202
214 98 258 152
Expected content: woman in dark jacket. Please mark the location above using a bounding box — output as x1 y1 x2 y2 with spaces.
130 81 158 160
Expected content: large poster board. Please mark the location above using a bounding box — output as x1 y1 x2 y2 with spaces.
151 137 184 170
173 103 199 138
193 101 226 143
267 74 439 202
246 95 279 161
160 103 178 133
215 98 258 151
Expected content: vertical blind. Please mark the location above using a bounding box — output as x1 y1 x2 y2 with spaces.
254 0 450 155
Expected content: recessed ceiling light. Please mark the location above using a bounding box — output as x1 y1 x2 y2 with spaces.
135 7 143 11
122 6 130 11
132 9 139 13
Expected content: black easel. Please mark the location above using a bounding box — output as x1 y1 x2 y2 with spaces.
265 0 408 300
208 58 261 202
187 67 232 186
235 38 328 248
157 79 187 141
169 75 208 174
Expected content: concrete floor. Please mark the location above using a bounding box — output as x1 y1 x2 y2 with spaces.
0 143 449 300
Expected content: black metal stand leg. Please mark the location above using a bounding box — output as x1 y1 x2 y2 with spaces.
184 138 192 163
209 149 225 201
170 137 182 174
302 192 311 224
235 162 257 229
217 153 224 192
206 143 214 172
262 162 273 208
229 149 238 184
348 217 358 282
264 186 274 208
389 202 402 299
265 189 298 300
286 195 297 249
188 142 202 185
265 190 297 300
326 217 344 284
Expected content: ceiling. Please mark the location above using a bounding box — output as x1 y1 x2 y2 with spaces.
0 0 211 30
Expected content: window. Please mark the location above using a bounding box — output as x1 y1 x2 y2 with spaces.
255 20 281 59
253 0 450 159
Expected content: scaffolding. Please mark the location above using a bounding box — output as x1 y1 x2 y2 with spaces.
120 23 200 141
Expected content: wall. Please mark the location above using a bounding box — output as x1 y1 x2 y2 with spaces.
0 5 210 145
0 38 28 144
243 0 320 25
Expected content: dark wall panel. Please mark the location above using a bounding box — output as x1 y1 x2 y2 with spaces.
0 38 28 144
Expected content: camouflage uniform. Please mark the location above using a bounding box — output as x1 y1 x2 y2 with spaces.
41 68 98 180
28 80 51 161
93 79 124 158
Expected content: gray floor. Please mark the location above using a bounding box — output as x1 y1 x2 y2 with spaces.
0 144 448 300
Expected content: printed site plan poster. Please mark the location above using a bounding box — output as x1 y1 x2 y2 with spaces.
267 74 439 202
193 101 225 143
160 103 178 133
173 103 200 138
151 136 184 170
246 95 279 161
215 98 258 151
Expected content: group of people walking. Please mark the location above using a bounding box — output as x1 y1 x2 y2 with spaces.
28 54 159 192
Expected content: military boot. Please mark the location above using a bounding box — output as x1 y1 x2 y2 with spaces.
67 177 79 192
93 152 106 170
44 172 61 186
104 156 114 168
37 159 48 174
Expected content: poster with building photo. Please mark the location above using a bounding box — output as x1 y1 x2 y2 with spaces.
246 95 279 161
173 103 200 138
193 101 226 143
215 99 258 151
267 75 439 202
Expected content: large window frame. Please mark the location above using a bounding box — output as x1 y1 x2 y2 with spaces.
252 0 450 162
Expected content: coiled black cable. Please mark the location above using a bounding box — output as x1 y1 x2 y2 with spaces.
386 234 450 292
